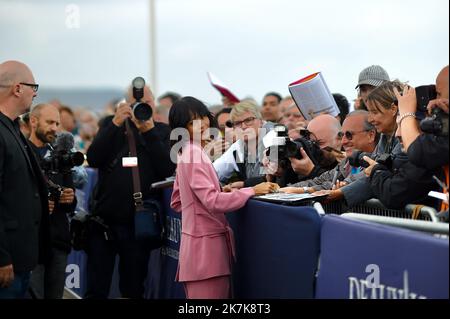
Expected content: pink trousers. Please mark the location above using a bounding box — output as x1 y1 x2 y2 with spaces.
183 275 231 299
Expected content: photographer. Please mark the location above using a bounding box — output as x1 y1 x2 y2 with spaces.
86 81 175 299
392 65 449 212
394 66 449 170
363 111 444 210
280 111 378 193
277 114 343 187
27 103 80 299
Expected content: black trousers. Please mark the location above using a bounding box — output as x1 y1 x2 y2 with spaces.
85 222 151 299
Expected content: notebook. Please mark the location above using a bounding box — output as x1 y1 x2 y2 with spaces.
253 192 328 206
288 72 339 120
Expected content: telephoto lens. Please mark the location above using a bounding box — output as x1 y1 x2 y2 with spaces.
131 77 153 121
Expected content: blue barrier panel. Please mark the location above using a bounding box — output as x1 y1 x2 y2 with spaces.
66 250 87 297
316 215 449 299
227 200 321 299
68 179 185 298
148 188 185 298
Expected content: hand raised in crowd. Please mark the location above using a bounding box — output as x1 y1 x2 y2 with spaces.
427 98 449 115
394 85 417 115
289 148 315 176
252 182 280 196
59 188 75 205
363 156 378 177
0 264 14 288
112 102 133 127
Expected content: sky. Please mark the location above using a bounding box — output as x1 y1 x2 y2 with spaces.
0 0 449 108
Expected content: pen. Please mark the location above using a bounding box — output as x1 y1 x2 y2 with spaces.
331 166 339 190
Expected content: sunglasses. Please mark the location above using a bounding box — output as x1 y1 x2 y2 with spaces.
341 130 368 140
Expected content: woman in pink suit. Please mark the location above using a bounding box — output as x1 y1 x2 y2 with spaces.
169 97 278 299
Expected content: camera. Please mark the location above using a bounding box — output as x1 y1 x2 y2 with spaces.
41 132 85 176
420 107 448 136
348 150 393 169
264 124 323 169
131 77 153 121
41 148 85 175
47 180 63 203
415 85 437 113
414 84 448 136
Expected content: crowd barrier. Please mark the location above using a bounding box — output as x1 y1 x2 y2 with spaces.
66 168 449 299
316 215 449 299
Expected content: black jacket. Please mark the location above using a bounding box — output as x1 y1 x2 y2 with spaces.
0 113 50 272
87 116 175 225
369 160 444 210
407 134 449 170
29 143 77 253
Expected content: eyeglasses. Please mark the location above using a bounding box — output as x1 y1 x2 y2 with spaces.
20 82 39 92
231 116 257 128
341 130 368 140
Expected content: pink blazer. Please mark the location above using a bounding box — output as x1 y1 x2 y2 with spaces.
171 142 255 282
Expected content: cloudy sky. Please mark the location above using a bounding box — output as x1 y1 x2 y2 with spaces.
0 0 448 107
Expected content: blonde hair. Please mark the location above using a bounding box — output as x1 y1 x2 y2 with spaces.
366 80 406 113
230 101 262 122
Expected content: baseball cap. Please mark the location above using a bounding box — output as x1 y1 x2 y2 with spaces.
355 65 390 89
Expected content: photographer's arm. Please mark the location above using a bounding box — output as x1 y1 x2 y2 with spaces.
289 148 315 177
369 162 434 209
86 116 123 168
394 86 420 152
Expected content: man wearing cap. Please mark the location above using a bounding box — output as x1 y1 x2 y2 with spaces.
355 65 390 110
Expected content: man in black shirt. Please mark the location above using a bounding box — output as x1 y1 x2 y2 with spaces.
0 61 50 299
27 103 78 299
86 84 175 298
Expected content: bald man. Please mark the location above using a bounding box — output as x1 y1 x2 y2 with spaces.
288 114 343 178
396 65 449 170
27 104 77 299
0 61 50 298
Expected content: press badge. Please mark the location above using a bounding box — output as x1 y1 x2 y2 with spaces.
122 157 138 167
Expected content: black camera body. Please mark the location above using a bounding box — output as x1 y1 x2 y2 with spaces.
414 84 448 136
41 149 85 176
420 107 448 136
265 125 323 169
131 77 153 121
47 181 63 203
348 150 393 169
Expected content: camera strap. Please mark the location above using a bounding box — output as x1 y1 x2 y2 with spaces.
125 120 145 212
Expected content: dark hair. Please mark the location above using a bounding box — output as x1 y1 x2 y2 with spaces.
333 93 350 124
158 91 181 104
215 107 232 118
263 92 282 104
169 96 217 131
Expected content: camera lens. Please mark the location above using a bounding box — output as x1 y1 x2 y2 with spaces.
132 102 153 121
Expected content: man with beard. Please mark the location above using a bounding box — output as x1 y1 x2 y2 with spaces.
27 103 77 299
